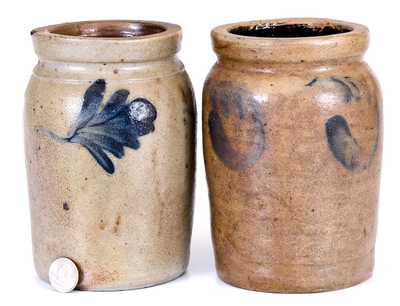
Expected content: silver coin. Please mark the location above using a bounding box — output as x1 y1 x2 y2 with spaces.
48 257 79 293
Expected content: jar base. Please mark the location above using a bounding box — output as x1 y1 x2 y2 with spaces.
39 268 186 292
216 250 374 293
76 269 186 291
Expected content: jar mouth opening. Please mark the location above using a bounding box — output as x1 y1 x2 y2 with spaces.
229 23 353 38
31 21 167 38
212 18 369 63
30 20 181 63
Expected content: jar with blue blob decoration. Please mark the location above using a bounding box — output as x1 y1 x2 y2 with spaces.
203 18 382 293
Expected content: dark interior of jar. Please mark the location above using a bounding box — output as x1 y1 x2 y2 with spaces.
41 21 166 37
229 23 352 38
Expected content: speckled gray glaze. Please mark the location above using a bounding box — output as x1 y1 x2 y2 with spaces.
25 20 195 291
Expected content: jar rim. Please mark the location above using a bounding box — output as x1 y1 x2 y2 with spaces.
31 20 181 63
211 18 369 63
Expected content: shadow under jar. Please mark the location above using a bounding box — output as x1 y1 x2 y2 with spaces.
203 18 382 293
25 20 195 291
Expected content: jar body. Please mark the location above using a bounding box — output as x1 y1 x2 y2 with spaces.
203 59 382 292
25 57 195 290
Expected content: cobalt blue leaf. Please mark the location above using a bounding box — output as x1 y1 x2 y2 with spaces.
71 79 106 134
100 109 131 128
73 132 125 159
70 135 115 174
79 126 140 150
88 89 129 126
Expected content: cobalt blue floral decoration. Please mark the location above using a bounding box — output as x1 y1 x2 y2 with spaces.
45 79 157 174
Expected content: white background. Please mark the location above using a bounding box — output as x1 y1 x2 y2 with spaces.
0 0 398 305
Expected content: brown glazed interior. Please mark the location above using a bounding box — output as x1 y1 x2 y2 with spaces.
229 23 352 38
38 21 166 38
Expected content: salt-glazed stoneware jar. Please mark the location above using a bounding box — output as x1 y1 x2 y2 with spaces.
203 18 382 293
25 20 195 291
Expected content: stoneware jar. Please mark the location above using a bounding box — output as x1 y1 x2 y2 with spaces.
25 20 195 291
203 18 382 292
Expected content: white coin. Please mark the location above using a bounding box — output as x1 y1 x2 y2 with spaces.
48 257 79 293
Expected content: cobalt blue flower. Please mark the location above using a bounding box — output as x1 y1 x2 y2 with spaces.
45 79 157 174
